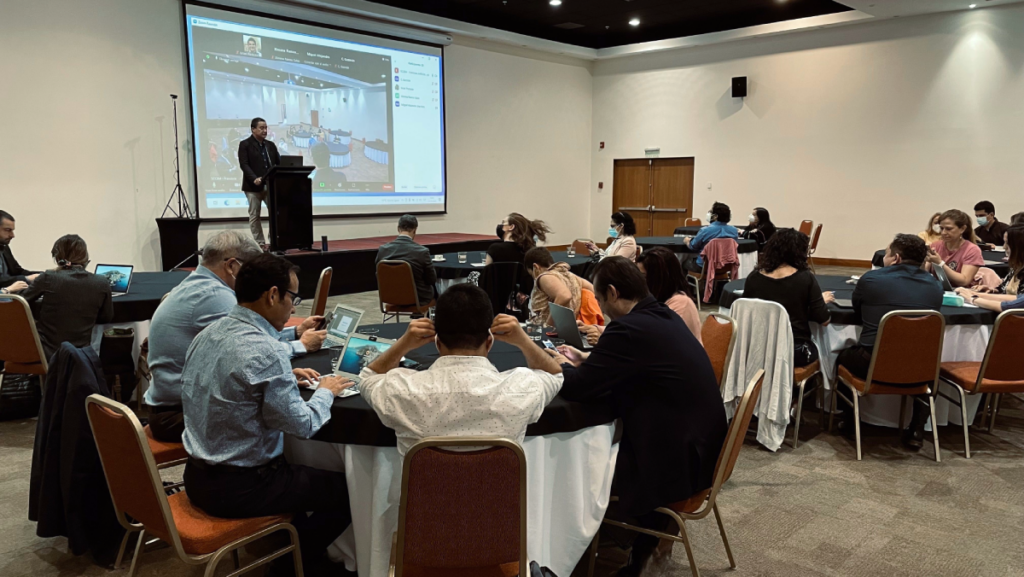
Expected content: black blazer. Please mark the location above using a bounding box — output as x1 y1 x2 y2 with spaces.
560 296 728 517
21 268 114 360
237 135 281 193
0 245 36 288
375 236 437 305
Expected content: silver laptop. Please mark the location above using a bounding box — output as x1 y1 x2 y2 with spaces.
323 304 364 348
548 303 593 350
333 333 397 390
95 264 134 297
933 265 955 292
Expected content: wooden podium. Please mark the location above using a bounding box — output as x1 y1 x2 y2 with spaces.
265 165 314 252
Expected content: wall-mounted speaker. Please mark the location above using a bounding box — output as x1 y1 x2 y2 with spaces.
732 76 747 98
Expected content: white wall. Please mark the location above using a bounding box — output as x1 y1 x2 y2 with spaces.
591 5 1024 260
1 0 593 273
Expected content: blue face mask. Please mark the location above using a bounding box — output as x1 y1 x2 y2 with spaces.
608 227 619 239
977 216 989 226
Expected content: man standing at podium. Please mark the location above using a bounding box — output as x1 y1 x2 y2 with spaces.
238 117 280 247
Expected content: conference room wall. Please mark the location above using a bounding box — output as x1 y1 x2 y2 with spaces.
590 5 1024 261
0 0 593 272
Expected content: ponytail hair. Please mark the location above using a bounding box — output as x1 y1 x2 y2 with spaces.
51 234 90 269
506 212 552 252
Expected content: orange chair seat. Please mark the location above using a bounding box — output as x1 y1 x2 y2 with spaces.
403 563 519 577
3 361 46 375
144 425 188 465
667 488 712 514
837 365 930 395
793 360 820 383
385 299 435 313
940 361 1024 394
284 316 306 328
166 492 291 555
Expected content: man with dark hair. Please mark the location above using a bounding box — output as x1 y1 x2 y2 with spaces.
1012 212 1024 226
358 283 563 456
181 253 354 575
310 142 348 191
374 214 437 307
547 256 727 576
0 210 39 293
682 201 739 272
238 117 280 246
835 233 943 450
974 200 1010 249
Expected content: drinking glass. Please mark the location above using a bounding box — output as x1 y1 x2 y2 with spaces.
458 252 468 264
567 245 576 258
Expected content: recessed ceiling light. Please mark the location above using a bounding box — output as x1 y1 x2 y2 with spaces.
549 0 561 5
629 18 640 26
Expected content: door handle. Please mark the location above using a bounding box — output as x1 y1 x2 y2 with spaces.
652 208 687 212
618 207 651 212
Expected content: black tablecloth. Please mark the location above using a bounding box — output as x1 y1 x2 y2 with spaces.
111 271 189 324
672 226 703 236
294 322 615 446
718 274 998 326
432 251 592 280
635 237 758 254
871 249 1009 277
325 142 350 154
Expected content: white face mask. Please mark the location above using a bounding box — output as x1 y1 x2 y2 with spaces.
706 212 715 222
748 214 756 223
932 224 942 234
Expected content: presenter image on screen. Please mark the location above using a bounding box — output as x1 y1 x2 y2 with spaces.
237 117 280 246
243 35 261 57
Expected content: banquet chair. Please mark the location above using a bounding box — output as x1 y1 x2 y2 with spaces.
808 224 823 257
310 267 333 318
389 437 528 577
0 294 49 378
829 311 945 462
938 309 1024 458
791 360 822 449
684 218 702 227
798 220 814 236
377 260 434 323
701 313 736 390
592 370 765 577
571 239 594 254
480 262 524 321
686 239 739 305
86 394 302 577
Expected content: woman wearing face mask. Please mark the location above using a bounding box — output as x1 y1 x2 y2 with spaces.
918 213 943 245
17 234 113 360
955 225 1024 311
740 207 777 251
585 211 638 262
682 202 739 272
925 209 984 288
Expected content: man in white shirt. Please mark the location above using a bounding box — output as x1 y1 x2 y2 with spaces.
359 283 564 455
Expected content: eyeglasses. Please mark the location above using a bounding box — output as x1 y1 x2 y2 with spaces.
285 289 302 307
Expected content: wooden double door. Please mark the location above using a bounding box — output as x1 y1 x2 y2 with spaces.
612 157 695 237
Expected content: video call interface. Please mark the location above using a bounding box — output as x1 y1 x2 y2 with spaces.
185 4 446 218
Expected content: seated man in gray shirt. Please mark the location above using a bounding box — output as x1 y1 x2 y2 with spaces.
375 214 437 307
181 253 354 576
145 231 327 442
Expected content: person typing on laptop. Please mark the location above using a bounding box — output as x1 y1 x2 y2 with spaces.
357 283 563 456
835 234 943 450
145 231 326 443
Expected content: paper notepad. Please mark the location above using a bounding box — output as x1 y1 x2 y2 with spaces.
471 263 486 267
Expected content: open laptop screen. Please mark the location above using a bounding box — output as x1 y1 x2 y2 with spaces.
338 337 394 376
95 265 133 293
327 306 362 341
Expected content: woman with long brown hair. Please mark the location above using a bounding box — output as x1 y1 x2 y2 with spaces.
19 234 113 360
956 225 1024 312
485 212 552 265
925 209 984 288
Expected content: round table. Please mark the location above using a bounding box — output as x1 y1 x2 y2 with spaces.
325 141 352 168
364 140 391 165
635 236 758 254
872 248 1010 277
718 274 996 430
431 250 592 281
286 322 617 577
110 271 189 323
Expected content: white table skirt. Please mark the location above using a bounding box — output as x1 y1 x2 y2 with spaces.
737 251 756 280
284 424 618 577
329 151 352 168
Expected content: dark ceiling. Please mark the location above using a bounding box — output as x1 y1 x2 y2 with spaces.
366 0 854 49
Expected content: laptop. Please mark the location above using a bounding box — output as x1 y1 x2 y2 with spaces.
933 265 955 292
95 264 134 297
279 155 303 167
333 333 397 389
548 302 593 350
323 304 364 348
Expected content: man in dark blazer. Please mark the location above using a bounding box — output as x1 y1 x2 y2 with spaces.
0 210 38 293
375 215 437 307
237 117 280 246
547 256 727 576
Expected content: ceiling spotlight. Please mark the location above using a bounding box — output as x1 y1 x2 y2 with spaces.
549 0 561 5
969 3 977 7
629 18 640 26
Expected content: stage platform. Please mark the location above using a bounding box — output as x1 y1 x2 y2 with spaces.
282 233 497 298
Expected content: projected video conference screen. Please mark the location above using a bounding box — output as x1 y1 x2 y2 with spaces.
184 4 446 218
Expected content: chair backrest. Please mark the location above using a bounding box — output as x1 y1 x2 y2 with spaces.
85 394 181 551
700 238 739 275
798 220 814 236
809 224 823 253
377 260 419 308
311 267 333 317
976 309 1024 389
480 262 522 318
0 294 48 375
705 369 764 509
684 218 701 227
865 311 945 392
396 437 527 577
571 239 593 253
701 313 736 389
